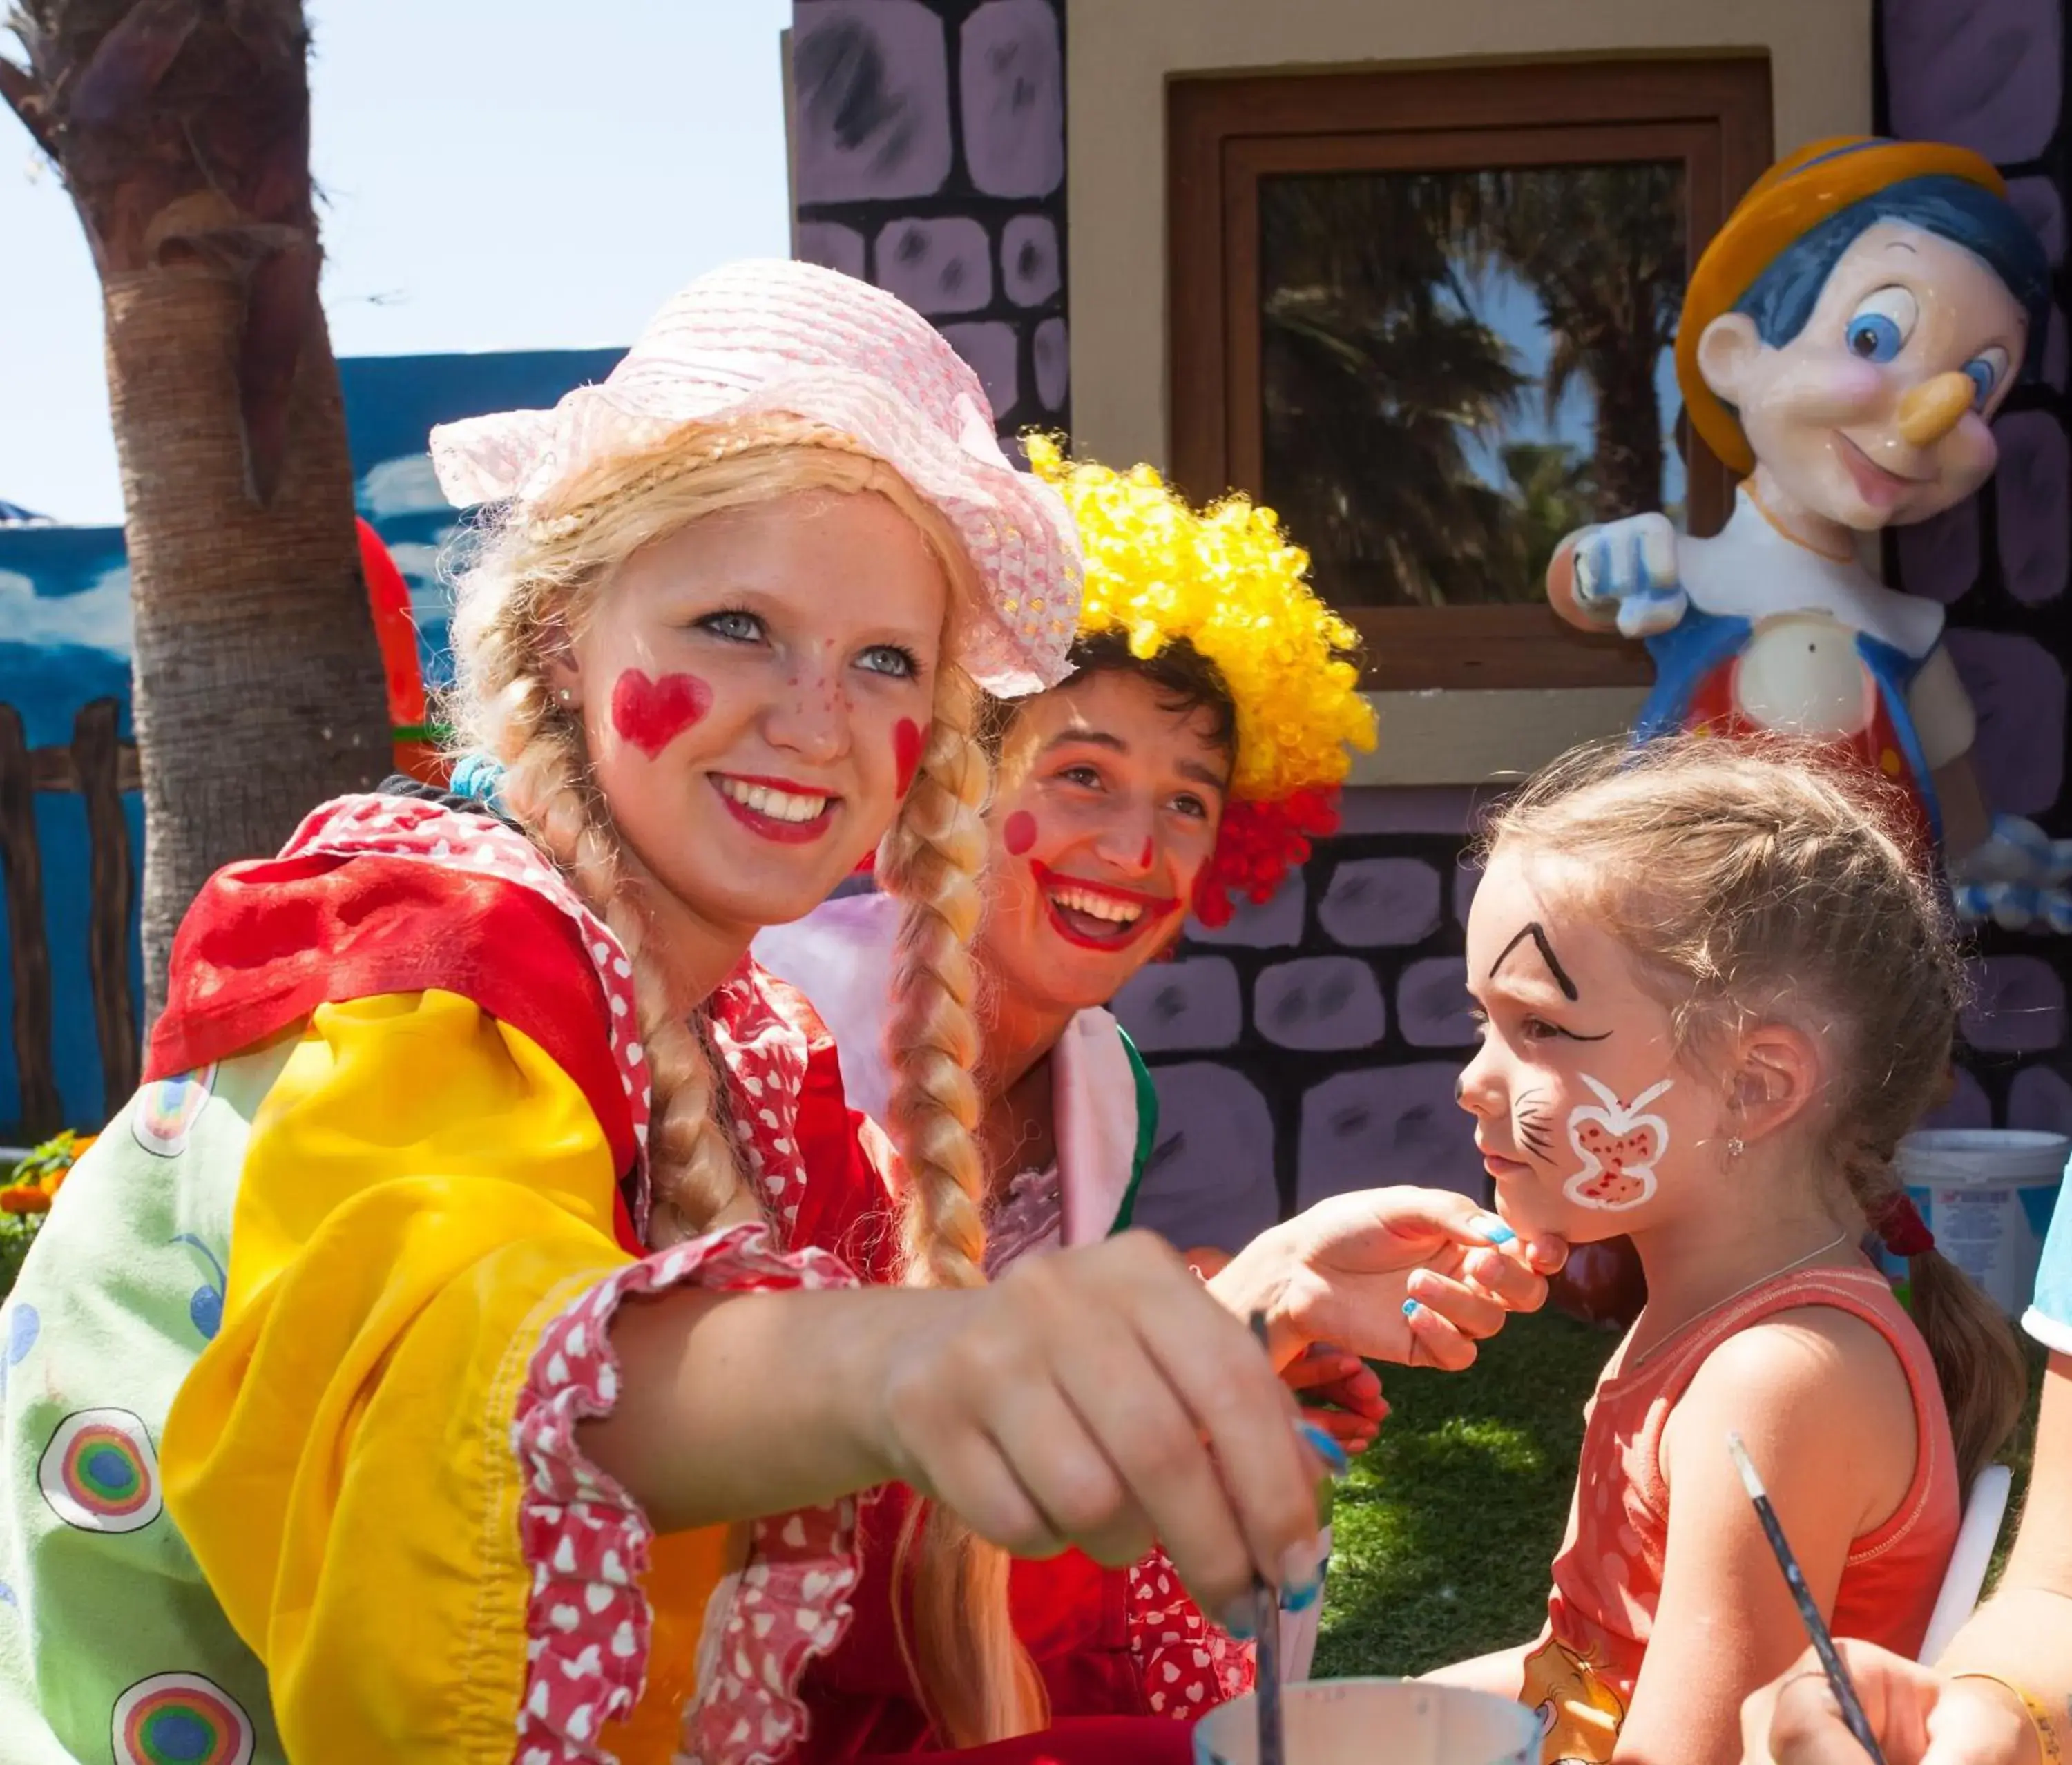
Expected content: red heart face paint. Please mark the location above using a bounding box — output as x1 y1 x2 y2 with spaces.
894 718 926 796
1003 809 1038 856
611 668 711 758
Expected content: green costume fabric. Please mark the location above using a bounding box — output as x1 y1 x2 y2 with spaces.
0 1049 292 1765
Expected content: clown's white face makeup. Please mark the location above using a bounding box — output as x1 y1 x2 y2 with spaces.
1457 847 1734 1244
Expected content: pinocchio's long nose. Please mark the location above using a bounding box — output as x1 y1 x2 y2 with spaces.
1897 371 1977 447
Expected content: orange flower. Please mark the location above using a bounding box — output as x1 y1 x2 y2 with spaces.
0 1186 51 1215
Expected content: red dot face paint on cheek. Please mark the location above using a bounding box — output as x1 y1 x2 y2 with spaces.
894 718 926 796
611 668 711 758
1002 810 1038 856
1139 837 1155 868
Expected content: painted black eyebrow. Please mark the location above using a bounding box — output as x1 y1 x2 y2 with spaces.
1491 921 1580 1001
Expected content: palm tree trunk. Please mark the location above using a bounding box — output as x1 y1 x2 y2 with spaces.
1590 339 1667 522
109 263 387 1012
4 0 390 1027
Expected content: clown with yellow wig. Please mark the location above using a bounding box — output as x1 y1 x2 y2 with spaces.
756 441 1381 1674
1545 137 2057 919
760 438 1374 1260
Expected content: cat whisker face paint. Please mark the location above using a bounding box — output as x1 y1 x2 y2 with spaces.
1461 847 1702 1239
1514 1090 1557 1164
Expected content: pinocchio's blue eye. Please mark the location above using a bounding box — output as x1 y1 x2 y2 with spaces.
1844 287 1919 363
1964 347 2011 409
1848 315 1901 361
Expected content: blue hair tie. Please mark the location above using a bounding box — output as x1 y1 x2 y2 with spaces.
450 751 508 809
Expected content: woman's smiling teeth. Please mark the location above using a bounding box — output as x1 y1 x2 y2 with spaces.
1047 882 1144 926
716 777 830 822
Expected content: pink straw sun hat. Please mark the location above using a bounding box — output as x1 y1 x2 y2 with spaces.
430 258 1083 697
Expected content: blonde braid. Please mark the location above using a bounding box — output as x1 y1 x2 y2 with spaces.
879 660 991 1284
447 412 1036 1730
501 720 754 1238
447 414 988 1240
444 436 796 1240
875 662 1048 1745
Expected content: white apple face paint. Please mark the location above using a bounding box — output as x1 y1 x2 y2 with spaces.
1564 1074 1675 1211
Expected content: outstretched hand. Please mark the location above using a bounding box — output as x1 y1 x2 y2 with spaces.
1209 1187 1567 1373
865 1230 1339 1628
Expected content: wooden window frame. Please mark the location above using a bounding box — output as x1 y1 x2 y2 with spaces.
1169 57 1774 692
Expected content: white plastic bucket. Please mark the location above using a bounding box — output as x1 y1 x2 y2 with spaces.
1194 1680 1539 1765
1892 1130 2069 1318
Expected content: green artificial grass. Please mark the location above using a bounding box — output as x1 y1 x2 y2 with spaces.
1312 1313 2049 1680
1314 1307 1612 1678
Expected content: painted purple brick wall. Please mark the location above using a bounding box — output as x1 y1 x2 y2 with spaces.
790 0 1068 442
1885 0 2072 1134
1119 809 1495 1251
792 4 2072 1239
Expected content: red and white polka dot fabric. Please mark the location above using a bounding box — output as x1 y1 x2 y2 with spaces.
287 794 1255 1757
1127 1550 1256 1720
287 797 863 1762
511 1223 863 1765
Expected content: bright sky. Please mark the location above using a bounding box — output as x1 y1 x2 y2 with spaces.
0 0 793 525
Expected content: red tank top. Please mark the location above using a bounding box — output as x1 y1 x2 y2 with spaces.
1522 1264 1960 1764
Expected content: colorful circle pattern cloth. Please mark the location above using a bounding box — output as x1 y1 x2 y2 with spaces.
131 1066 217 1159
38 1407 162 1534
111 1672 255 1765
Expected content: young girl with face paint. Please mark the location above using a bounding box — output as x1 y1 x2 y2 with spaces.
0 264 1425 1765
1435 736 2027 1765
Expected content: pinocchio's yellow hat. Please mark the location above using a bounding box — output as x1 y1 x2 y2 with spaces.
1676 136 2007 475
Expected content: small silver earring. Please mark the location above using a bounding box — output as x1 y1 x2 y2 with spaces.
1727 1136 1745 1160
557 687 573 706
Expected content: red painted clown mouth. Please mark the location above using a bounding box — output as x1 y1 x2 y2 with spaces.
1030 861 1181 952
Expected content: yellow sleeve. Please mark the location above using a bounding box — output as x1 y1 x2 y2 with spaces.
161 989 675 1763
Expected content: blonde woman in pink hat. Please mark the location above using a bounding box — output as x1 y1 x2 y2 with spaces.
0 261 1542 1765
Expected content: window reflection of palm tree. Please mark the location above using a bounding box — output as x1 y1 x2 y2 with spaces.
1465 166 1687 523
1257 165 1685 610
1261 175 1530 606
1501 441 1599 596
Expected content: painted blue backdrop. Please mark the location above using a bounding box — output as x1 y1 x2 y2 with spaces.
0 346 621 1134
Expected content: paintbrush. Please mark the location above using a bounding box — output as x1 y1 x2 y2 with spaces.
1727 1431 1888 1765
1248 1311 1287 1765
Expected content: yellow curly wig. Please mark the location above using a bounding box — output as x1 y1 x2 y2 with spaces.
1024 434 1375 803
